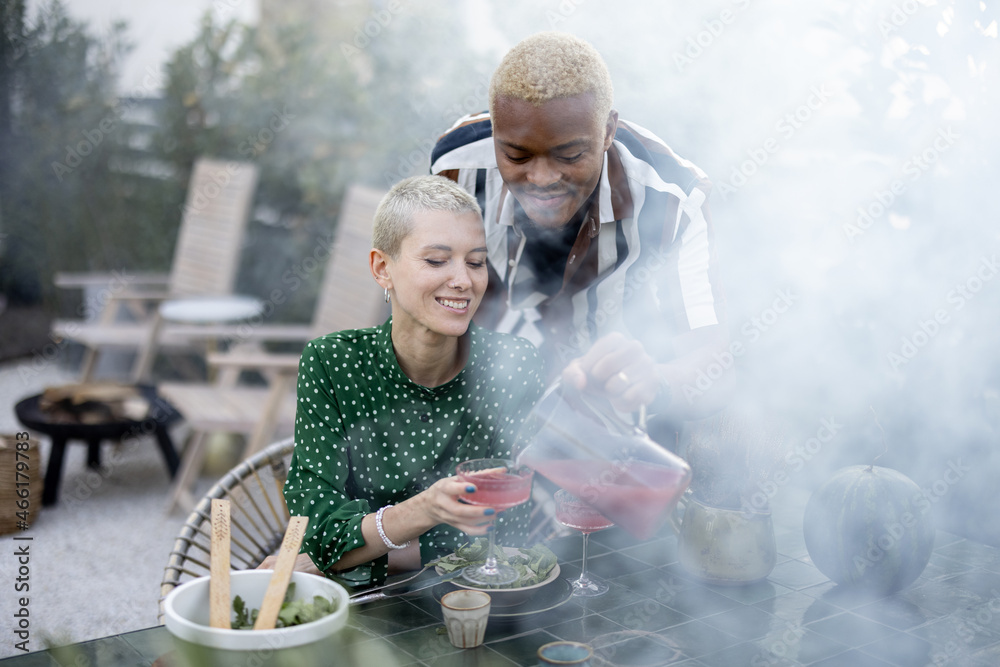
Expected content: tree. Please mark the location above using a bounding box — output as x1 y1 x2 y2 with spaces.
151 5 492 320
0 0 141 306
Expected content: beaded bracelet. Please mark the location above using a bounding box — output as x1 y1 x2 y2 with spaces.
375 505 410 550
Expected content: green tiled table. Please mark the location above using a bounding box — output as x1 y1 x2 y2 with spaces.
5 490 1000 666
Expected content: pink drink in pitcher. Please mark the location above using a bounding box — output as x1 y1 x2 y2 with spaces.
530 458 689 540
516 383 692 540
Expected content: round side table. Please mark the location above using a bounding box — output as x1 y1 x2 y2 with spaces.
133 295 265 381
159 295 264 324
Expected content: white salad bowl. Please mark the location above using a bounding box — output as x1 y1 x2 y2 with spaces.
163 569 349 665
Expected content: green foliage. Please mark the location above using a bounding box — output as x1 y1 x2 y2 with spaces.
150 6 491 321
153 6 492 216
0 0 147 305
231 582 340 629
1 1 491 319
429 539 558 588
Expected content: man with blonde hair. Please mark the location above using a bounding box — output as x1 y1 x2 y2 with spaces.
431 32 731 431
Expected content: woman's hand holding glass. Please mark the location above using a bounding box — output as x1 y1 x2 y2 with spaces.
413 476 498 535
257 479 496 577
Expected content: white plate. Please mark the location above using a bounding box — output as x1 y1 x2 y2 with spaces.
434 546 561 607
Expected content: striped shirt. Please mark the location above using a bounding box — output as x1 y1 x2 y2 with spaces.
431 113 726 370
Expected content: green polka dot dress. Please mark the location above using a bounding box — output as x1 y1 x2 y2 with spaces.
284 318 545 581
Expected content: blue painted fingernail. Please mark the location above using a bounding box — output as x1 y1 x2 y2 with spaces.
484 508 495 516
486 525 495 532
466 485 476 493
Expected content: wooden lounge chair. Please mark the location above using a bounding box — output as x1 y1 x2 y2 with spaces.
159 184 388 513
51 158 259 382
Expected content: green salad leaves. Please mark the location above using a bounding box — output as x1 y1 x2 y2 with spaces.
429 540 558 589
231 583 339 629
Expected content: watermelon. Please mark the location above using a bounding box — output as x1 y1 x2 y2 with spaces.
803 465 935 594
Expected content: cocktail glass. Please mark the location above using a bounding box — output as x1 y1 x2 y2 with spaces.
554 489 612 597
456 458 534 586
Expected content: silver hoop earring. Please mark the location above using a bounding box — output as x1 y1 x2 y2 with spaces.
384 287 391 304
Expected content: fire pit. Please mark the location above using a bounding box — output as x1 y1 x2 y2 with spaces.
14 383 181 506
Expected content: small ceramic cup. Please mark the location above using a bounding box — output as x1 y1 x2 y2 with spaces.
440 589 491 649
537 640 593 665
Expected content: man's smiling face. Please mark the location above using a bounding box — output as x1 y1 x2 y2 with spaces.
492 92 617 229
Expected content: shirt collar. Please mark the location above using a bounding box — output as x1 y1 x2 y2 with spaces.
380 318 480 397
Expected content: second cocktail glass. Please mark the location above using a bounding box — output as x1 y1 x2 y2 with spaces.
456 458 534 586
554 489 613 597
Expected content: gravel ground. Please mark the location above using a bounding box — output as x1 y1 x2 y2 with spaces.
0 353 211 659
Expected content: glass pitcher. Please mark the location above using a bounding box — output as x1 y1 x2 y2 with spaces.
515 383 692 540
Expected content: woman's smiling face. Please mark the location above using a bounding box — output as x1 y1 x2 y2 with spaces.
383 208 488 339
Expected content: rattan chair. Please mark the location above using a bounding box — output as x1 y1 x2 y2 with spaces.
158 437 293 621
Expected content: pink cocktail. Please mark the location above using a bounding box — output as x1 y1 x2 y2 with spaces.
459 467 532 509
456 458 534 586
526 458 689 540
554 489 613 597
555 502 614 534
515 384 692 541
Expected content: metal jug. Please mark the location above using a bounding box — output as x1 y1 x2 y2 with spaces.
671 495 777 584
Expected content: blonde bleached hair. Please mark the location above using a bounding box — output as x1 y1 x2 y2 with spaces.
372 175 482 259
488 31 614 129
